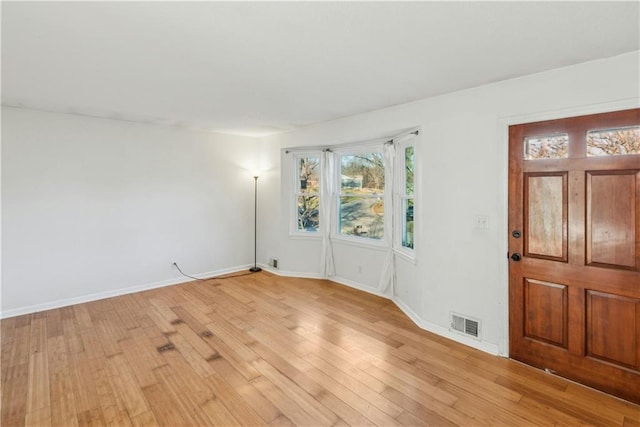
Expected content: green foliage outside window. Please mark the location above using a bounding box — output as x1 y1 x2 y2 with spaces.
297 157 320 232
339 152 384 239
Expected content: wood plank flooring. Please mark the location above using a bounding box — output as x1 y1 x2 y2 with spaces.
1 272 639 426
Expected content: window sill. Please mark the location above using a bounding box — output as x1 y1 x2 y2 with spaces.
288 232 322 240
332 236 388 252
394 248 417 264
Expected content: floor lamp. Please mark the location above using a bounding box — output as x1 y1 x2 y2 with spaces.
249 175 262 272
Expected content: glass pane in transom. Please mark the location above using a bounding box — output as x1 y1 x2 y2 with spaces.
524 134 569 160
587 126 640 157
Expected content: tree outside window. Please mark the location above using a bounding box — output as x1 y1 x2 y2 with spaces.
296 156 320 232
401 146 414 249
587 126 640 156
339 152 385 240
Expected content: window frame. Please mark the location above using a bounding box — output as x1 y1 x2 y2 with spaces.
395 140 416 260
333 143 388 247
290 152 322 237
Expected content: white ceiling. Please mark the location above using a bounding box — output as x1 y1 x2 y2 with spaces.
2 2 639 137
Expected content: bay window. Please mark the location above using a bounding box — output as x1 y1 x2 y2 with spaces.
288 129 417 259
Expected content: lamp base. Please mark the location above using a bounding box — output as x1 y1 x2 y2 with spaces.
249 266 262 272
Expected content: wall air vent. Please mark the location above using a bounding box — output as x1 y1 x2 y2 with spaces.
450 312 481 339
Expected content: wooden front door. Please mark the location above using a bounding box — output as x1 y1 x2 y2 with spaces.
508 108 640 404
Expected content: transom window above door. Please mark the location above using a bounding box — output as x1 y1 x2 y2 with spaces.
523 125 640 160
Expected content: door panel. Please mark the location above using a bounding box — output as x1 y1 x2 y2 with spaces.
509 108 640 404
523 278 568 348
586 290 639 369
586 171 638 269
524 173 567 260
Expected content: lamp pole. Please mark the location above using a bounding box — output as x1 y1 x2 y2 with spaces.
249 175 262 272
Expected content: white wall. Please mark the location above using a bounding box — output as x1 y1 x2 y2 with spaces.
3 52 638 354
259 51 640 355
2 107 260 316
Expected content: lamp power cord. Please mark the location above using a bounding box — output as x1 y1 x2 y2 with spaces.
172 262 257 282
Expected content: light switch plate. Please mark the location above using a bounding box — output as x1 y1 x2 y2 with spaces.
474 215 490 230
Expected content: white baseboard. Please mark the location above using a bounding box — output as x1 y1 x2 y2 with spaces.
259 265 324 279
0 264 252 319
266 267 500 356
260 267 386 298
3 263 502 357
392 296 501 356
329 275 387 298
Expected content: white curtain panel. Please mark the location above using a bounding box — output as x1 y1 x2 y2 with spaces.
320 150 336 277
378 141 396 295
378 131 418 295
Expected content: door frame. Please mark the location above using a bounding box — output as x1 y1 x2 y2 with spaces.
498 97 639 358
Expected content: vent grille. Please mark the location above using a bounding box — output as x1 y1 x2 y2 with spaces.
451 313 480 339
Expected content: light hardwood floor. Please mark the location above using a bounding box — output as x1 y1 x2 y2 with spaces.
1 272 639 426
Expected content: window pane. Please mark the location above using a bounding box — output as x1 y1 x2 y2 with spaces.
297 195 319 232
587 126 640 157
524 134 568 160
405 146 414 195
298 157 320 193
339 196 384 239
402 198 414 249
340 153 384 194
